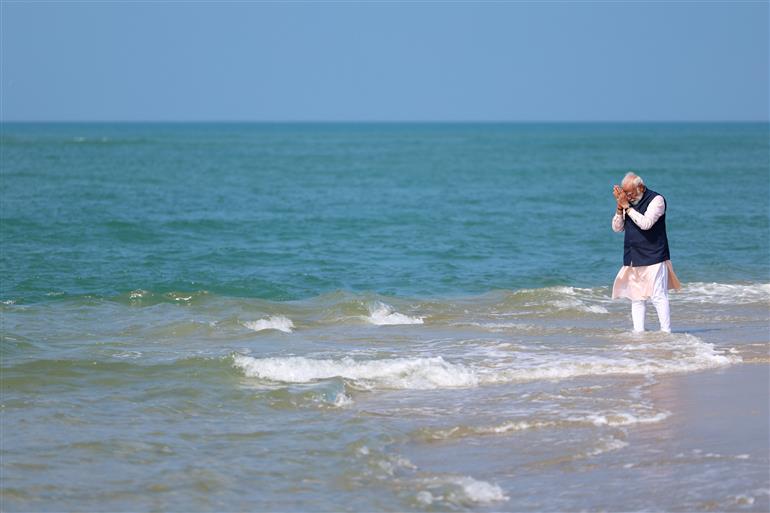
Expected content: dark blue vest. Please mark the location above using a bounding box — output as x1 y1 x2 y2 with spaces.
623 188 670 267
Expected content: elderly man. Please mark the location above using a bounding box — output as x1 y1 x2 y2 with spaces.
611 172 681 332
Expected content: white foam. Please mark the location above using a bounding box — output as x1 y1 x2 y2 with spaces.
732 495 755 506
231 334 739 410
366 302 424 325
421 410 669 441
129 289 147 299
678 282 770 305
113 351 143 359
233 355 478 390
552 299 609 314
551 286 580 295
332 392 353 407
416 476 508 506
574 411 671 427
234 334 736 391
424 420 556 440
376 454 417 475
433 476 509 504
415 491 434 505
585 436 629 456
243 315 294 333
525 285 595 297
480 334 739 384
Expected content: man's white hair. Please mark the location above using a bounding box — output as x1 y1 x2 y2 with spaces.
622 172 644 188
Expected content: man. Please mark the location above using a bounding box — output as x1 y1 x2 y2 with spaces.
611 172 681 332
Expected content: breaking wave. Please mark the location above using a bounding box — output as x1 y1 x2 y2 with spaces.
677 282 770 305
243 315 295 333
365 302 424 325
415 475 508 506
233 355 475 390
232 333 737 390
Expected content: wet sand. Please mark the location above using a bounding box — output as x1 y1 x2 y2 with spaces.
608 362 770 512
480 362 770 512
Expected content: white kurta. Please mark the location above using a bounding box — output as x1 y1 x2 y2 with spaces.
611 196 681 301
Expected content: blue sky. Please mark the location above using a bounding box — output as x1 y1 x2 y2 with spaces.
1 2 767 121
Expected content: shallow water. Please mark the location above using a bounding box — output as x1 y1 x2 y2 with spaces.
2 283 768 511
1 123 768 511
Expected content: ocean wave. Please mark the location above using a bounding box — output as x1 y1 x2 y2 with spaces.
583 436 629 457
416 410 670 441
112 351 143 359
123 289 211 305
248 379 354 409
232 355 477 390
569 411 671 427
676 282 770 305
497 285 611 306
349 443 508 507
482 334 738 384
551 299 610 314
242 315 295 333
233 334 737 391
415 420 557 441
13 281 767 322
415 476 508 506
365 302 424 325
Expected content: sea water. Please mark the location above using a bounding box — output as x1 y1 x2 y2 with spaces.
1 123 768 511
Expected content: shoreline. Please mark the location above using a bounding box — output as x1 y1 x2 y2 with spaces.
613 361 770 512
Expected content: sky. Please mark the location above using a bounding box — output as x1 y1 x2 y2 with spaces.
1 1 768 122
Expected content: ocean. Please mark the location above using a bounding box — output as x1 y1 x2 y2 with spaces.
1 122 768 511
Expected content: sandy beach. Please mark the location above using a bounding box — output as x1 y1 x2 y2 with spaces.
538 361 770 512
633 361 770 511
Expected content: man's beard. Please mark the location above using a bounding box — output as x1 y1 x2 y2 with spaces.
629 193 642 206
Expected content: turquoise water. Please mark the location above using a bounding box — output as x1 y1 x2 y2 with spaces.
3 123 768 302
1 123 769 512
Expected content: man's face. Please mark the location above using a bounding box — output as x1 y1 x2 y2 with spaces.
622 183 643 204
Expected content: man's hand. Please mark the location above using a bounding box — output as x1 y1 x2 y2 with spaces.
613 185 623 201
613 185 629 211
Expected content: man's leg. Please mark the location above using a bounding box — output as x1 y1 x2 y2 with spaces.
631 300 646 332
651 264 671 333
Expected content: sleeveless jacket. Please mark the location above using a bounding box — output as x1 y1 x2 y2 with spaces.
623 188 670 267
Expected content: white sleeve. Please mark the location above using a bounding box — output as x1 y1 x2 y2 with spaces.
612 213 624 232
627 195 665 231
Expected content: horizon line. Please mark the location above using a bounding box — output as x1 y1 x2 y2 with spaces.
2 119 768 124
